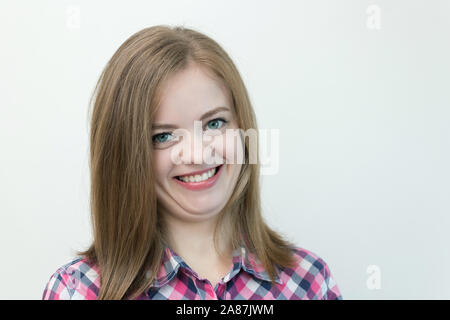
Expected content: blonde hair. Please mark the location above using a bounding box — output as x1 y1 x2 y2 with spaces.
77 25 297 300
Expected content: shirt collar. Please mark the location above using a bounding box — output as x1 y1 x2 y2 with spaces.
146 243 283 288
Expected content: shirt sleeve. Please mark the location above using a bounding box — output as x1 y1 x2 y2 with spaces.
42 267 77 300
320 259 343 300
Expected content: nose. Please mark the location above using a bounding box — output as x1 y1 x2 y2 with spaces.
185 127 204 165
170 127 223 166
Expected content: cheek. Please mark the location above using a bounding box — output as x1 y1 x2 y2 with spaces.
224 130 245 165
208 127 245 165
153 149 173 182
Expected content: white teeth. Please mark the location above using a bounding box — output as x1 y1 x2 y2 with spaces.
178 167 218 183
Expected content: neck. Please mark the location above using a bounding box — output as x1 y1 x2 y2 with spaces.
161 211 233 261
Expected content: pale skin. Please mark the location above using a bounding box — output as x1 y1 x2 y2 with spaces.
152 61 244 288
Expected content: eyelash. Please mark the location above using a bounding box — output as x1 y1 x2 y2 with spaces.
152 118 228 145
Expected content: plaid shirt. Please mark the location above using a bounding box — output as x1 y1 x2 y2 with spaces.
42 244 342 300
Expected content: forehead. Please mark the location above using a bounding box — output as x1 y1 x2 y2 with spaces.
154 63 232 122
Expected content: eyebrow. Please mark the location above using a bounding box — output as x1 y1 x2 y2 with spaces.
152 106 231 130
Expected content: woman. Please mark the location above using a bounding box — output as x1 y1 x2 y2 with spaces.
42 25 342 300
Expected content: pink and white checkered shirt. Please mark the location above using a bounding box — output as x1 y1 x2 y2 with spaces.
42 244 342 300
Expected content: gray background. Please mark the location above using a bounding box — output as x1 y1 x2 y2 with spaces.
0 0 449 299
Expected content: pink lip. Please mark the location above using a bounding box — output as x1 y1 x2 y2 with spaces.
173 164 224 191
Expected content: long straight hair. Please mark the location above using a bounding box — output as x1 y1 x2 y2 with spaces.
77 25 298 300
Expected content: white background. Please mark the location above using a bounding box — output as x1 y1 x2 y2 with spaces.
1 0 449 299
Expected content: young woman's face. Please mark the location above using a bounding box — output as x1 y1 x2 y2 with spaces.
152 62 243 223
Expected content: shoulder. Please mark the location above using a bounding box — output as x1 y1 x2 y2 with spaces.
290 246 330 275
42 256 100 300
280 246 343 300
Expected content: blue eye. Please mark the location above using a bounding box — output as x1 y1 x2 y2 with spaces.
152 132 173 144
206 118 227 130
152 118 228 146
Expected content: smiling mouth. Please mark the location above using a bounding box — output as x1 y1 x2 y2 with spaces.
175 164 223 183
